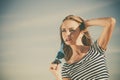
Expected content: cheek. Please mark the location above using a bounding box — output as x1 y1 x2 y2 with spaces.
62 33 66 41
71 31 79 39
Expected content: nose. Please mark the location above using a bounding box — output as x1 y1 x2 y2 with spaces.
66 31 71 36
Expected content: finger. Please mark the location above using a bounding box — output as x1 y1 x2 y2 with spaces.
55 64 58 70
50 64 58 70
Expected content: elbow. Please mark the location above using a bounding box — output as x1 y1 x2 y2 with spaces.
109 17 116 27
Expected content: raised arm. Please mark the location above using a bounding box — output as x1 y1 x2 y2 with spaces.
85 17 116 50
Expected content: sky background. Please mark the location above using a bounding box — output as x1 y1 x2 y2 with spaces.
0 0 120 80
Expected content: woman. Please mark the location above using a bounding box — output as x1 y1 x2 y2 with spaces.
50 15 116 80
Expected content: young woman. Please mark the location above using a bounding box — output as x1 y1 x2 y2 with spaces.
49 15 116 80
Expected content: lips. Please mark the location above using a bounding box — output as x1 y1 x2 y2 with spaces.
66 38 72 42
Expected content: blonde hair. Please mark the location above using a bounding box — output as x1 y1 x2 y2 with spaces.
60 15 92 61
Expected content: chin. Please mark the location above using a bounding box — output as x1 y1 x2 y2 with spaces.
65 42 74 45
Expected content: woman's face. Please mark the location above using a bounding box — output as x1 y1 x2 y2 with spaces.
61 20 83 45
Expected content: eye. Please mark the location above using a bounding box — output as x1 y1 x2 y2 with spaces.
61 29 66 32
69 29 75 32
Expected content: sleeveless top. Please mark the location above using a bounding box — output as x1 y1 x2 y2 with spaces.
62 41 109 80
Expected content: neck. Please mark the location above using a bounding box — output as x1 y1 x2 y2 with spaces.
70 45 83 54
67 45 90 64
70 44 90 54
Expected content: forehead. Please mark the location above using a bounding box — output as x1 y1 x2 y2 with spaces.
61 20 80 29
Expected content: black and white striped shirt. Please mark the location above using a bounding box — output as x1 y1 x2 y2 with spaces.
62 41 109 80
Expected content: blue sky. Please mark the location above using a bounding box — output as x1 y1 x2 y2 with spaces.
0 0 120 80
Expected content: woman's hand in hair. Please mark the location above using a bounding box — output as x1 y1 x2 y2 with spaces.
84 17 116 50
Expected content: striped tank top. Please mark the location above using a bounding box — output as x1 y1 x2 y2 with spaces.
62 41 109 80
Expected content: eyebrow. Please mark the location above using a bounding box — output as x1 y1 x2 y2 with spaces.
61 27 77 31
